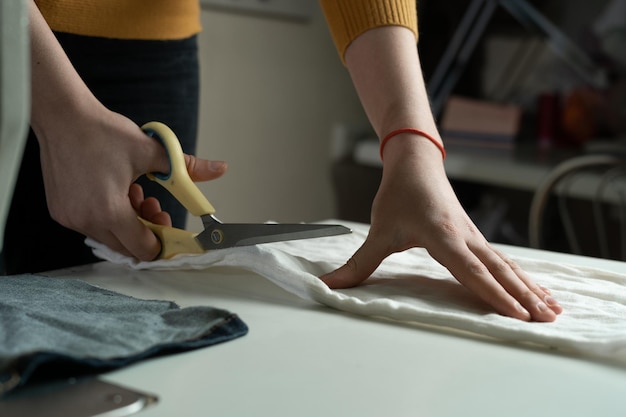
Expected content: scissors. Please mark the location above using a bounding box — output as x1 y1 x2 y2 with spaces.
139 122 351 259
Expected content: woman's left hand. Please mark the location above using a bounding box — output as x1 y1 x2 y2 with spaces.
320 139 563 322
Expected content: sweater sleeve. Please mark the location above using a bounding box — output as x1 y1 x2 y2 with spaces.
319 0 418 63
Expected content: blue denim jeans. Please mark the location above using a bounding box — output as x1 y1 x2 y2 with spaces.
0 275 248 395
3 34 200 274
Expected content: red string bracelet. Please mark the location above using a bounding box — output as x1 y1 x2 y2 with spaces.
379 128 446 161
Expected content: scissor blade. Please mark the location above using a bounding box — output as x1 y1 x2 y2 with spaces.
195 221 351 250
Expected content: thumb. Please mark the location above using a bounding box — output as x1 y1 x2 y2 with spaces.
320 238 387 289
184 154 227 182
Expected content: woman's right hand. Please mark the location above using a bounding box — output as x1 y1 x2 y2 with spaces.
28 0 226 260
35 108 227 260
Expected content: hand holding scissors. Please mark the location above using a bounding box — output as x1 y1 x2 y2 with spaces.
140 122 351 259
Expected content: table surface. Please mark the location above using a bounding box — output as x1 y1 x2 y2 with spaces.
49 243 626 417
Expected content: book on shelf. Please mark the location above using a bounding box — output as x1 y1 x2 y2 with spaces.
440 96 522 153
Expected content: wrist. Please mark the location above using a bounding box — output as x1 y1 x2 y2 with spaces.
379 134 449 194
380 128 445 162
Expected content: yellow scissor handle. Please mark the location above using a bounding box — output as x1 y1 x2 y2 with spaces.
141 121 215 216
138 218 204 259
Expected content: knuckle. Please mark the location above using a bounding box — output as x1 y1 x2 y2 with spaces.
439 220 459 237
518 288 539 304
466 259 488 276
490 258 511 275
346 256 358 272
508 261 524 275
502 256 521 271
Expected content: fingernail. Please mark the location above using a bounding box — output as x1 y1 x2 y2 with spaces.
209 161 225 171
515 302 529 315
537 301 548 312
545 296 559 306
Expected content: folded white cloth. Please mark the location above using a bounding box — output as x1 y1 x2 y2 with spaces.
87 221 626 365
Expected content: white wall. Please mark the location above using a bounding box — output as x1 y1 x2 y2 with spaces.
190 6 368 229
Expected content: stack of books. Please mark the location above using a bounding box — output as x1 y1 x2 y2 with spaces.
440 96 522 154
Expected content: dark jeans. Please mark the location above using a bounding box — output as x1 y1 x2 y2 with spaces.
2 33 199 274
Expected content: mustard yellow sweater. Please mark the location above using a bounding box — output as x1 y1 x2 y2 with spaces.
35 0 417 59
319 0 417 61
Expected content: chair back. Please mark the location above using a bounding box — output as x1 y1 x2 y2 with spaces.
529 153 626 260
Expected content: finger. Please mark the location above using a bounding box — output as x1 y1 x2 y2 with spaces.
137 134 226 182
89 215 161 261
470 243 559 322
85 228 132 258
490 246 563 315
110 206 162 261
139 197 171 226
138 196 171 225
144 209 171 227
129 183 145 212
430 242 533 321
538 285 552 295
320 236 388 289
129 183 172 226
184 154 227 182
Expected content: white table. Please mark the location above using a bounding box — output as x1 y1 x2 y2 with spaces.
47 242 626 417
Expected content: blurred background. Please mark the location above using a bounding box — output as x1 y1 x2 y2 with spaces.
193 1 366 226
193 0 625 258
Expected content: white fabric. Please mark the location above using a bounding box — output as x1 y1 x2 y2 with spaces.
87 221 626 365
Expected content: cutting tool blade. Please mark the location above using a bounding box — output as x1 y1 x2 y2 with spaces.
196 215 351 250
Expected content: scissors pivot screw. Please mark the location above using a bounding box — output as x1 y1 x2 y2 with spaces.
210 229 224 245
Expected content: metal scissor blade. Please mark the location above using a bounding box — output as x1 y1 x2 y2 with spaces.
195 218 351 250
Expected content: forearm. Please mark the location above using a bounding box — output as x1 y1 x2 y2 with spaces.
29 0 100 139
344 26 440 150
326 23 561 322
344 25 444 167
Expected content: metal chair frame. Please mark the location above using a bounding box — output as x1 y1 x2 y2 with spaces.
529 154 626 260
